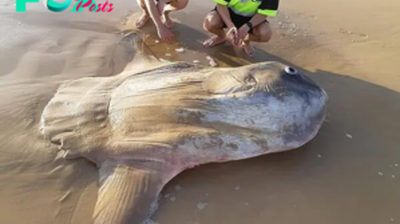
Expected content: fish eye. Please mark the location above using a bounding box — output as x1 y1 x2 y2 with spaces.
284 66 298 76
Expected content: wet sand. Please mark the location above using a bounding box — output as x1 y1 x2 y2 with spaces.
0 0 399 224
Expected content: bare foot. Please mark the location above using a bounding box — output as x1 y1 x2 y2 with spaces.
162 13 174 29
241 41 255 57
203 35 226 48
135 13 150 29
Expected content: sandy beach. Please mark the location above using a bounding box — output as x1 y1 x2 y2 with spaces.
0 0 399 224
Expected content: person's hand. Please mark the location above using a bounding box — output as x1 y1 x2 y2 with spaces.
226 26 238 44
156 25 174 42
236 25 250 45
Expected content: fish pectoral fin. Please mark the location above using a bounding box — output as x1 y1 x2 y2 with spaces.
93 160 178 224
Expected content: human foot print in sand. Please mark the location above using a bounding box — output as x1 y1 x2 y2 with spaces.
135 13 150 29
203 36 226 48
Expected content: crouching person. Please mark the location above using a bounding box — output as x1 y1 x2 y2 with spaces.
203 0 279 57
135 0 189 41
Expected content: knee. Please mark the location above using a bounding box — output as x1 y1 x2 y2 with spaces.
203 14 221 31
257 25 272 42
173 0 189 9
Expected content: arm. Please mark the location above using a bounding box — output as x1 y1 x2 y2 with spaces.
143 0 164 29
236 14 267 41
214 1 234 28
240 0 279 32
247 13 268 29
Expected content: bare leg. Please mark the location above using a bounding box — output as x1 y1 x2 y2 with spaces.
240 37 256 57
135 0 151 29
134 0 175 41
158 0 189 28
157 0 166 15
241 21 272 57
202 11 227 47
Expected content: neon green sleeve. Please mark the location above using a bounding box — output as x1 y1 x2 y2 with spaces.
257 9 278 17
258 0 279 17
212 0 229 6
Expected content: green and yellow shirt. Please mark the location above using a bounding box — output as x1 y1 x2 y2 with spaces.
212 0 280 17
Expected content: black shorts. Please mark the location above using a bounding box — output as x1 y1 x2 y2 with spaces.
212 5 268 33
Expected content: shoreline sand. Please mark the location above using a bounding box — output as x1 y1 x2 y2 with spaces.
0 1 399 224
